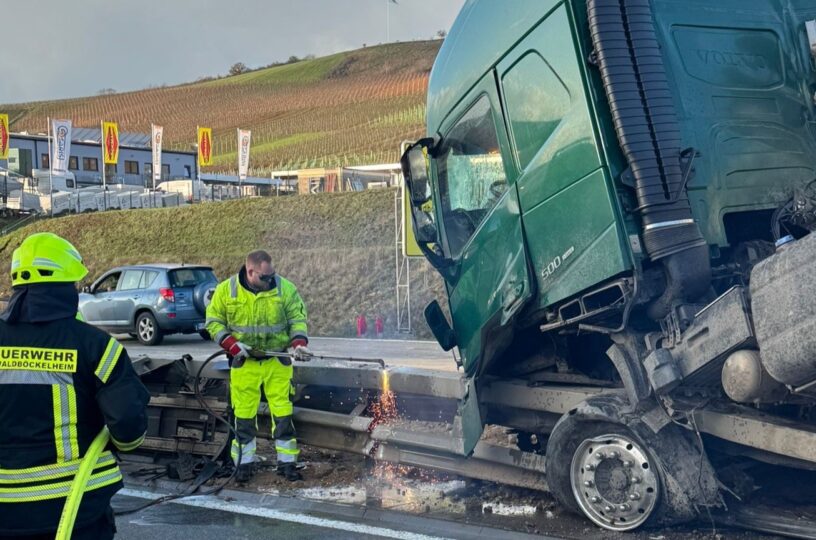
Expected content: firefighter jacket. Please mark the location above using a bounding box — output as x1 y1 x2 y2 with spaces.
0 283 150 535
205 267 308 352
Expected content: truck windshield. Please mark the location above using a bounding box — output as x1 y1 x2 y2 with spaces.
436 95 507 258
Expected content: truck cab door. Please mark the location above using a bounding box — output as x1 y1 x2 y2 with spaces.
432 74 533 455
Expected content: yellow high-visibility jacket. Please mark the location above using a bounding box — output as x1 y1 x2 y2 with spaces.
205 269 308 351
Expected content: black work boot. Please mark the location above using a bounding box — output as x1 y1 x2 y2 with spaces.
236 464 254 483
276 463 302 482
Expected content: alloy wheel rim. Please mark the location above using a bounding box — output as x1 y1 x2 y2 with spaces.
570 433 660 531
139 317 154 341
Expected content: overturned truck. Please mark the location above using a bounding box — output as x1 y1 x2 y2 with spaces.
397 0 816 533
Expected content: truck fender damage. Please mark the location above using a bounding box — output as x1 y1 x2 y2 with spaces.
546 393 722 525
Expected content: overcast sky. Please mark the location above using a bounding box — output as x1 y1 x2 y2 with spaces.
1 0 465 104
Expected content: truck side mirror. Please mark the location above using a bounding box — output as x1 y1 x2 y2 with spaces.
401 138 439 245
81 286 91 294
401 138 434 206
424 300 456 351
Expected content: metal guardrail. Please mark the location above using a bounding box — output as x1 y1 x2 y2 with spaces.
146 393 549 491
0 212 39 236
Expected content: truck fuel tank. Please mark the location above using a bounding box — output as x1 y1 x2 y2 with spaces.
751 232 816 393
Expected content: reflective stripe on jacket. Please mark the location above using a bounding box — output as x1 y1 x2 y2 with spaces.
0 317 150 534
205 271 308 351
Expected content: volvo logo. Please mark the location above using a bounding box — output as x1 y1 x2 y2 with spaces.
695 49 768 71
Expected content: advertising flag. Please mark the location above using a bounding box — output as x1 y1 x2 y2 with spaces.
51 119 73 173
151 124 163 182
197 127 213 167
102 121 119 164
237 129 251 181
0 114 9 160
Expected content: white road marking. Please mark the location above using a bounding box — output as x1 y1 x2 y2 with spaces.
119 488 452 540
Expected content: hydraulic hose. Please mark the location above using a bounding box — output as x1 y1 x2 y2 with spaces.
113 349 240 516
56 427 111 540
54 352 243 536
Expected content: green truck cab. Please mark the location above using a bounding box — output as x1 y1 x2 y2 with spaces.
403 0 816 532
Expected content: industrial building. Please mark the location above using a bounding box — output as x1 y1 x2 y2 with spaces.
6 128 197 187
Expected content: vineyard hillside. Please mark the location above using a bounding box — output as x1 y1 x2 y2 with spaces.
3 41 440 173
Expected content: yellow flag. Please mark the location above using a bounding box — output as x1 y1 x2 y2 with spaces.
102 121 119 164
197 127 213 167
0 114 9 160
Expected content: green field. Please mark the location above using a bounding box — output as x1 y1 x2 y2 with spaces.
0 190 443 338
3 41 440 173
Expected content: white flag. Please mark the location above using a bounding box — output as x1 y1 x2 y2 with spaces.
151 124 163 183
51 119 72 174
237 129 251 181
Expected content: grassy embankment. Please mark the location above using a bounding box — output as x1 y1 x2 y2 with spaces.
0 190 444 338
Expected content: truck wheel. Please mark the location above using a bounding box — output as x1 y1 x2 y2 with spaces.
136 312 164 346
546 419 663 531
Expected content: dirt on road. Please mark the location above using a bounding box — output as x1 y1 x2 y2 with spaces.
220 438 778 540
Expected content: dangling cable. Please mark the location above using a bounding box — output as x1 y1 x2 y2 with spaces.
114 350 240 515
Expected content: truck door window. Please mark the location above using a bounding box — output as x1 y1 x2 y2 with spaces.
502 52 570 170
437 96 508 257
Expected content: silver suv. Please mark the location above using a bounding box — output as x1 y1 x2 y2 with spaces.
79 264 217 345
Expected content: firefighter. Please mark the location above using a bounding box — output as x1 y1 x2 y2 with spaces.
0 233 150 539
205 249 310 483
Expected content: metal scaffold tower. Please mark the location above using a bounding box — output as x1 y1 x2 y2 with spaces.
394 186 412 334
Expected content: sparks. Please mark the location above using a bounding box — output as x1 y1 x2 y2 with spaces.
369 369 398 433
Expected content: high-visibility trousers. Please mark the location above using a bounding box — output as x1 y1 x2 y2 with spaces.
229 358 298 466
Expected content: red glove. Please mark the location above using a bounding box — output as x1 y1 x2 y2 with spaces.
290 338 308 349
290 338 311 361
220 335 251 367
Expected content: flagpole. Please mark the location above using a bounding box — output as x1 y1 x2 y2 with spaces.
196 125 200 204
48 117 54 216
151 124 156 192
100 121 107 210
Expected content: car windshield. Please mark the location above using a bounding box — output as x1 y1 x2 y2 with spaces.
168 268 216 288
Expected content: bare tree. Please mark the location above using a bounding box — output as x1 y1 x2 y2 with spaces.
229 62 249 76
436 29 448 39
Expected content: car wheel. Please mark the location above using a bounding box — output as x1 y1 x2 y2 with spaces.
135 312 164 346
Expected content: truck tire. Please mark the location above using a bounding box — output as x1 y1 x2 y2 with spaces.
545 417 664 531
136 311 164 346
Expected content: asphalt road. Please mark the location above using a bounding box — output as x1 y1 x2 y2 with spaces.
114 494 386 540
120 334 458 371
113 489 548 540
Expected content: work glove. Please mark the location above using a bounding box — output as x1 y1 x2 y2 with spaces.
290 339 312 362
221 335 251 368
